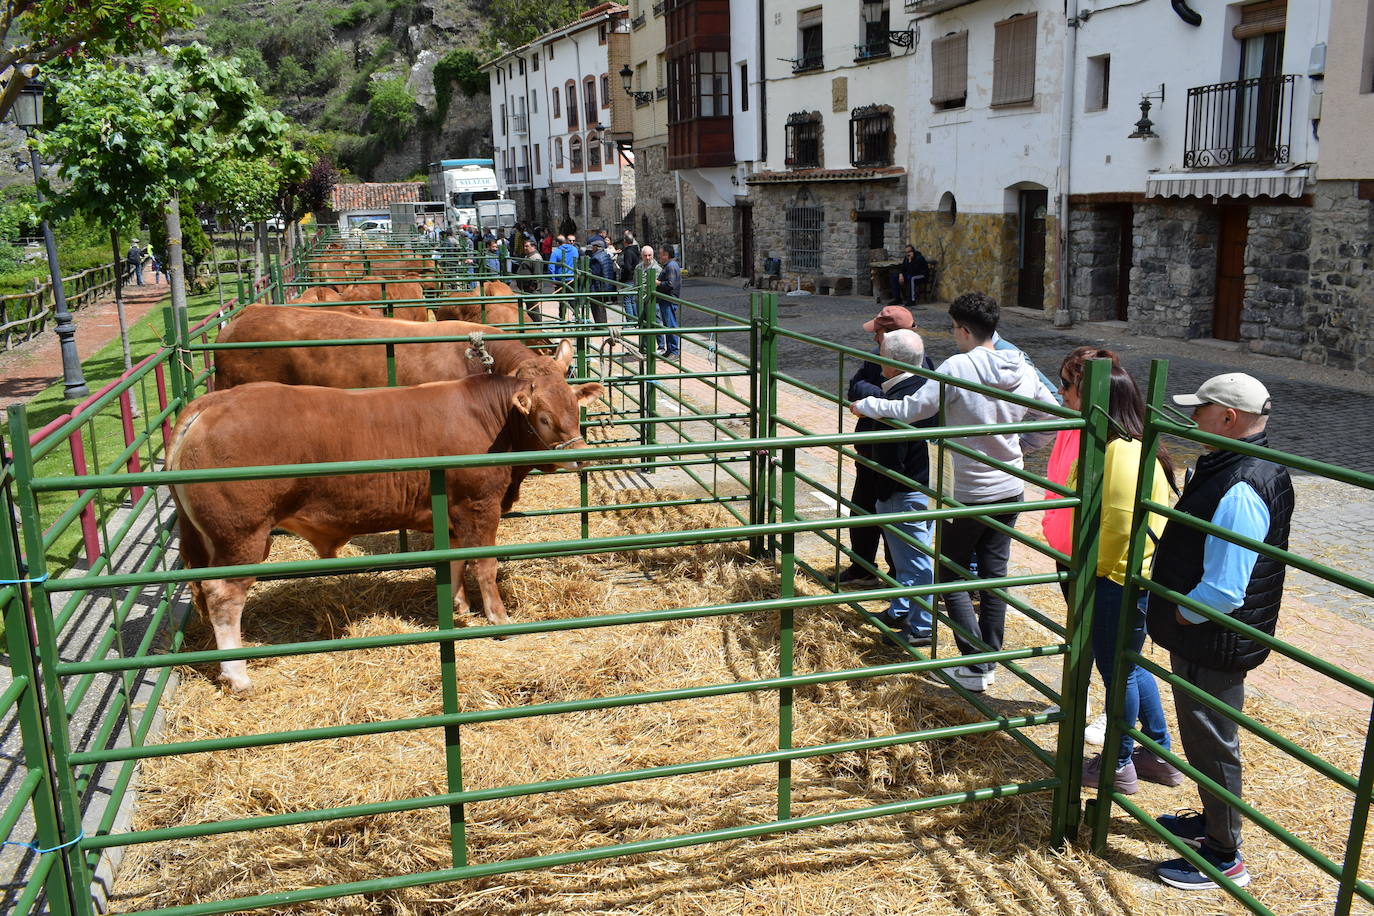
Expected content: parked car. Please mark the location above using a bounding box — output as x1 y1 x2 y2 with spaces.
354 219 392 235
238 217 286 231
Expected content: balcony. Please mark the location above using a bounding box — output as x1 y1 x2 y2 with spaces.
902 0 978 11
853 40 891 62
511 112 528 135
792 53 823 73
631 12 645 28
655 86 667 99
1183 74 1297 168
652 0 664 15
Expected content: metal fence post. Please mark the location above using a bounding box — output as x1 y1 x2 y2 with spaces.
763 291 781 557
748 292 765 558
777 445 797 819
429 468 467 867
1049 356 1111 846
6 408 98 916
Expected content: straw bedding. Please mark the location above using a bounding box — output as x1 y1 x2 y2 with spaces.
109 472 1371 915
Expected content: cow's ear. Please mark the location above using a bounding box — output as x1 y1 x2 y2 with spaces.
554 339 575 369
576 382 604 406
512 388 534 415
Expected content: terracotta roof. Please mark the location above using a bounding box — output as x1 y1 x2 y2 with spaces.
329 182 426 212
745 166 906 185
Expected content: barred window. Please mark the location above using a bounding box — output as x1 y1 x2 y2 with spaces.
554 138 564 168
930 31 968 109
849 104 893 167
992 13 1037 107
785 188 823 271
588 131 602 171
570 135 583 172
784 111 822 169
584 77 598 125
566 81 579 127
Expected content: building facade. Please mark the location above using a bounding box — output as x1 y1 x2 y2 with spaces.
484 4 636 237
746 0 916 294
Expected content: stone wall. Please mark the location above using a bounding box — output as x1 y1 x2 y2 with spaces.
633 143 679 253
1241 205 1311 360
547 179 628 239
752 178 907 290
1128 202 1218 339
908 209 1041 308
681 202 739 277
1304 181 1374 373
1067 206 1125 322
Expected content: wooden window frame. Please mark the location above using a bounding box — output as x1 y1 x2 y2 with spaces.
992 13 1037 107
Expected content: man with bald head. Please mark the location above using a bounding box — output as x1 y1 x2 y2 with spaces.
1147 373 1295 892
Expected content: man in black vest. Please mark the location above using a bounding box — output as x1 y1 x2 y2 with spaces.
1148 373 1294 892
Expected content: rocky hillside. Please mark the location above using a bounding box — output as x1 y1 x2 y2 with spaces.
190 0 497 180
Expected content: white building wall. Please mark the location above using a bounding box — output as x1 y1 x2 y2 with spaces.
1069 0 1330 194
730 0 762 167
906 0 1064 215
543 23 620 192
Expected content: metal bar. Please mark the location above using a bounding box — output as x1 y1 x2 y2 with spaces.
1335 703 1374 914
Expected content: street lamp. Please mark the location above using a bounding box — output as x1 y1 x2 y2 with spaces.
618 64 655 105
13 77 88 398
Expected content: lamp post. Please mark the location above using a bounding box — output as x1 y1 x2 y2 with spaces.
619 64 655 105
13 78 88 399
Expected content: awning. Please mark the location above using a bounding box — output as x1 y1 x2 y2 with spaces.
1145 166 1311 200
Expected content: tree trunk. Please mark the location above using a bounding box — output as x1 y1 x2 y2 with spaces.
109 226 132 371
164 193 188 326
254 221 267 285
209 224 224 308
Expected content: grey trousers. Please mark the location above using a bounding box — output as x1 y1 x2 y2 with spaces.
1170 652 1248 857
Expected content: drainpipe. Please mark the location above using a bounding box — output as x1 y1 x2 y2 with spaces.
1055 0 1081 328
757 0 767 162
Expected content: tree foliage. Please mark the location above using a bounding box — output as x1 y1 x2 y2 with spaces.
366 76 416 140
0 0 196 121
433 48 486 121
480 0 593 54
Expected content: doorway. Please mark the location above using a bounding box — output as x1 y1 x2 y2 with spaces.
1114 203 1133 321
1213 205 1249 341
738 204 755 283
856 215 886 297
1017 189 1048 309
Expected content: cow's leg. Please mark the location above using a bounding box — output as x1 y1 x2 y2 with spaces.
202 576 257 693
452 501 509 626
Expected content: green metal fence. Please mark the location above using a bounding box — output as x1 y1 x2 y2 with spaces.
2 228 1366 915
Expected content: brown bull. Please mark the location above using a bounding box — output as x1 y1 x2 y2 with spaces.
432 282 530 324
290 286 344 304
169 372 603 691
335 276 429 322
213 305 551 389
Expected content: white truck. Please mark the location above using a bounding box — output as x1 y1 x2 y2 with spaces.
428 159 502 229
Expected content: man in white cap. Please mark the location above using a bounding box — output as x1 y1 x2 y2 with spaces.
1147 372 1294 892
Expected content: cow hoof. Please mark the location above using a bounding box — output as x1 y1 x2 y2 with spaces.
219 675 255 695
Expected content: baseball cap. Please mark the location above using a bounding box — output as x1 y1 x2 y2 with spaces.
589 239 605 249
1173 373 1272 415
863 305 915 334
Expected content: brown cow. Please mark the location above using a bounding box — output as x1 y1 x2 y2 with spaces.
169 372 603 691
290 286 344 304
335 276 429 322
212 306 551 390
432 282 532 325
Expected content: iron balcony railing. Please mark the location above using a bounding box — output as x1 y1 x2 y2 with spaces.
792 53 823 73
1183 73 1297 168
652 0 664 15
503 167 515 184
514 165 530 184
511 112 529 135
631 12 645 28
853 40 891 62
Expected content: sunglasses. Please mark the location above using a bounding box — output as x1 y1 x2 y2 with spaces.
1058 375 1075 390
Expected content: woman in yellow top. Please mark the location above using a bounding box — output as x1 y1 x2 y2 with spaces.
1073 364 1183 795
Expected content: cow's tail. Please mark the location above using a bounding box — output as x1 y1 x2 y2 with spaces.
167 407 211 572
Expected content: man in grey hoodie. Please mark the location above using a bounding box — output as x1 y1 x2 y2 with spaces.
849 292 1058 692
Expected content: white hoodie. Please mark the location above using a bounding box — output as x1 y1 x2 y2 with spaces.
853 346 1058 503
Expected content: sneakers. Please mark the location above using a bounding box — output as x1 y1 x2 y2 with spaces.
1155 845 1250 890
1082 754 1139 794
1157 809 1207 849
1133 747 1185 787
899 629 932 648
948 665 994 692
836 566 881 588
1084 713 1108 746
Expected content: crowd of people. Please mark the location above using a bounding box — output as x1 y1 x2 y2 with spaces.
844 294 1293 893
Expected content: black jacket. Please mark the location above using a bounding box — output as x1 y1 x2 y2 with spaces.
588 249 616 292
1147 433 1295 672
856 366 939 500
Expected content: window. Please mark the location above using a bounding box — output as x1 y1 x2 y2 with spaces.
518 59 525 75
992 13 1037 107
857 0 890 61
938 191 957 226
566 82 579 127
1364 0 1374 93
554 138 564 167
601 73 611 107
1086 54 1110 111
531 90 538 114
635 61 650 106
499 103 507 136
547 44 554 60
588 131 602 170
797 8 823 71
598 23 608 44
532 53 539 72
698 51 729 116
785 188 822 271
930 31 968 109
535 143 542 174
574 194 582 216
784 111 822 168
553 86 561 118
849 104 893 166
584 76 598 125
697 199 707 225
591 193 603 217
739 62 749 111
496 69 502 85
605 140 615 164
570 135 583 172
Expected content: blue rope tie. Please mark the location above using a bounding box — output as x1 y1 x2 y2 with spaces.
0 571 48 585
1 830 84 854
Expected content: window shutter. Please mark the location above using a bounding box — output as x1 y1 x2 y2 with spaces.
931 32 967 105
992 14 1036 106
1233 0 1286 39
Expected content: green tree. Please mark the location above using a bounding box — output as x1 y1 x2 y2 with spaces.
480 0 592 54
433 47 487 122
0 0 195 119
276 56 309 101
367 76 416 141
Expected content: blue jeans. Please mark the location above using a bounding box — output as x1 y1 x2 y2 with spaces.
130 261 143 285
1091 576 1171 767
657 302 679 354
623 294 638 321
875 491 934 636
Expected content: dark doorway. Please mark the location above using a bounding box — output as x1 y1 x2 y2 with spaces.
1114 203 1133 321
738 204 754 282
856 216 886 297
1017 189 1048 309
1214 205 1249 341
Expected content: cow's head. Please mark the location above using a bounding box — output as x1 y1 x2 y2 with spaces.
511 374 603 471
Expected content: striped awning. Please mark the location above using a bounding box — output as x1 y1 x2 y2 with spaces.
1145 167 1311 200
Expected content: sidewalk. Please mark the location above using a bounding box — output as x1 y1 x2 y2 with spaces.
0 274 171 412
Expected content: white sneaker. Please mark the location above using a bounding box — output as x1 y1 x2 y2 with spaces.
949 665 995 692
1084 713 1108 746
